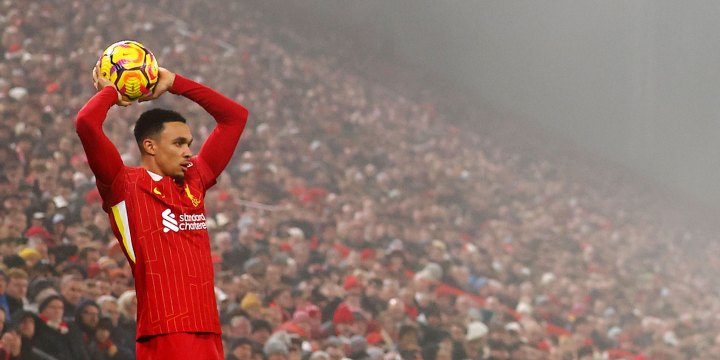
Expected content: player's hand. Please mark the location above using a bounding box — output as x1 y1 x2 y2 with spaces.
138 67 176 103
93 61 131 107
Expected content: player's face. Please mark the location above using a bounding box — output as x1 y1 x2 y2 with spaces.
154 122 193 178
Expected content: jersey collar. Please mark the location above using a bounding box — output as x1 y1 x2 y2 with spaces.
147 170 163 181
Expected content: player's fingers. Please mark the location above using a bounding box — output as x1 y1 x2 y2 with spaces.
114 92 131 107
138 90 158 103
137 92 151 102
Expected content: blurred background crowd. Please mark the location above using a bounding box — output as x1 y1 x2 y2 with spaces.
1 1 719 359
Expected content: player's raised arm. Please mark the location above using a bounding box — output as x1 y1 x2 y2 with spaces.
75 65 129 188
141 67 249 180
188 77 249 179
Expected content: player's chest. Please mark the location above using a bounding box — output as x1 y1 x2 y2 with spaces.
134 181 208 234
138 180 205 211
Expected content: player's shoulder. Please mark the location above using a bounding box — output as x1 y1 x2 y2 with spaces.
126 166 148 178
186 156 209 176
116 166 153 187
185 156 214 189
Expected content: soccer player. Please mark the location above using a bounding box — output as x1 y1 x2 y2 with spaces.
75 63 249 359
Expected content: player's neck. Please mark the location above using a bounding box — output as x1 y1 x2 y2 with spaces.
141 158 164 178
141 157 185 183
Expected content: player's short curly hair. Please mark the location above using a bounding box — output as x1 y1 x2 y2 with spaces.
133 108 187 147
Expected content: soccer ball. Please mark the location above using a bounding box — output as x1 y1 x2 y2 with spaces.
99 40 159 101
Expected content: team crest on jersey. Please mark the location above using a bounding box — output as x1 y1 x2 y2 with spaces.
184 184 201 207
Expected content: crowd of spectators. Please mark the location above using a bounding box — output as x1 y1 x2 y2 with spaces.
1 1 720 359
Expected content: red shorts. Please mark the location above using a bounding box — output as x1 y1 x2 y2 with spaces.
136 332 224 360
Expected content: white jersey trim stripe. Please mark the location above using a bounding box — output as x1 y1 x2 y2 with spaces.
111 201 136 263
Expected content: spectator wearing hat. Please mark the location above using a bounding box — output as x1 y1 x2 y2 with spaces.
347 335 370 360
34 294 88 360
240 292 262 313
464 321 489 360
24 224 52 249
289 308 314 335
50 212 69 246
342 276 366 319
17 248 41 269
263 337 289 360
292 303 323 340
242 257 266 286
26 278 58 312
322 336 346 360
332 302 357 340
24 231 50 264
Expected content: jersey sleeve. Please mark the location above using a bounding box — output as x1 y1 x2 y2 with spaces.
170 75 249 184
189 155 218 192
75 87 126 200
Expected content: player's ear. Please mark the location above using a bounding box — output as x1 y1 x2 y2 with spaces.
142 138 156 155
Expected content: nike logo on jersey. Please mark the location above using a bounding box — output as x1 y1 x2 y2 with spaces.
153 187 164 197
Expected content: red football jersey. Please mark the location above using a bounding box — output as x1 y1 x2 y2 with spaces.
76 75 248 339
104 161 218 337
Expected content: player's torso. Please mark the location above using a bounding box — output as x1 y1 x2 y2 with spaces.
108 166 219 336
113 167 209 261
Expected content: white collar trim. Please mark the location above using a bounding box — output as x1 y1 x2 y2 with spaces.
147 170 163 181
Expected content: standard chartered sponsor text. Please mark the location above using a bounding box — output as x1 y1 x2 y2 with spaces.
179 213 207 230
